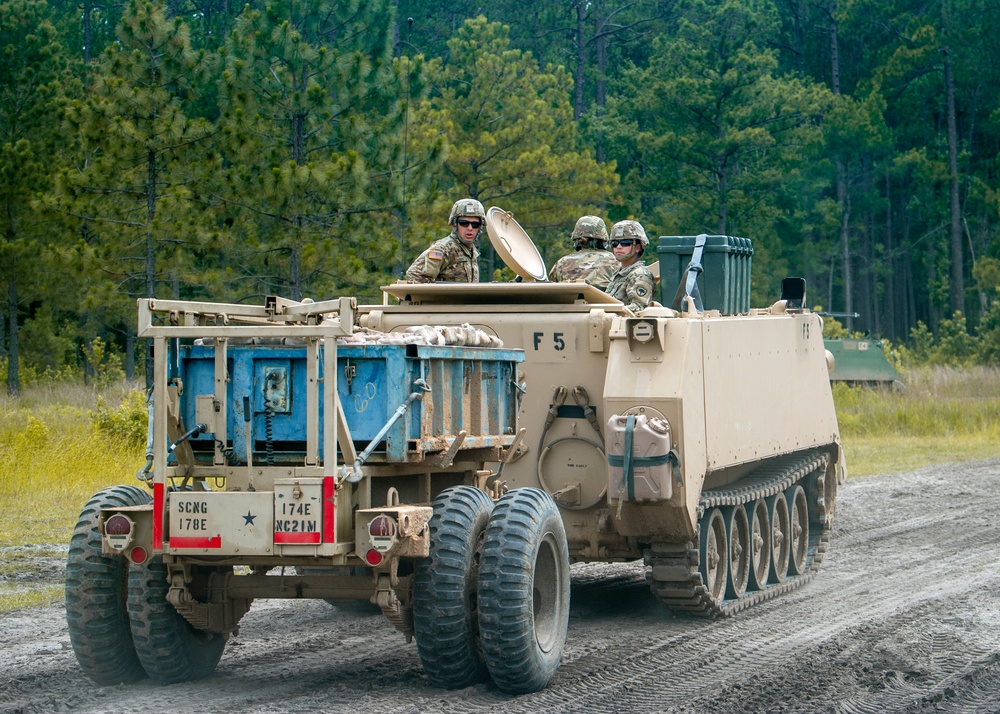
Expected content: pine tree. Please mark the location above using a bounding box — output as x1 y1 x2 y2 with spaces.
0 0 80 394
409 16 619 277
53 0 214 383
214 0 439 301
600 0 833 297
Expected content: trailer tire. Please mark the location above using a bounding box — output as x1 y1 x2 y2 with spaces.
65 485 152 685
478 488 570 694
128 557 227 684
413 485 494 688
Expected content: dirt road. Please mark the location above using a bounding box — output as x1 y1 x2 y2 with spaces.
4 459 1000 713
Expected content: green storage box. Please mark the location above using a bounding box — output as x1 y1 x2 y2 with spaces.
657 235 753 314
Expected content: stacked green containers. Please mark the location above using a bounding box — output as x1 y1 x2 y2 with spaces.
656 235 754 315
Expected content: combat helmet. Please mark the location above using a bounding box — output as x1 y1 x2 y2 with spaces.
610 220 649 252
571 215 608 249
449 198 486 224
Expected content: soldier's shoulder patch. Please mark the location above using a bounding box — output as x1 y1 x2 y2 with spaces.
636 286 647 296
427 250 444 260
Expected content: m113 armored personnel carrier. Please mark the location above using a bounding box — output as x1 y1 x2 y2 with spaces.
65 211 844 694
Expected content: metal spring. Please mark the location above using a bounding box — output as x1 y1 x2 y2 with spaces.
215 439 241 466
264 406 275 466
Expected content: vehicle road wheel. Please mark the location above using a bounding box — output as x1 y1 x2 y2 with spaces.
767 492 790 583
747 499 771 591
65 485 152 685
699 507 728 605
724 505 750 599
787 484 810 576
478 488 570 694
413 486 494 689
128 557 227 684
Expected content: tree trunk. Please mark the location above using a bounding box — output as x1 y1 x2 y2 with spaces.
944 47 964 316
828 2 853 330
6 266 18 397
827 0 840 93
837 159 852 330
573 2 587 120
884 171 897 340
595 11 608 163
717 163 728 235
83 0 92 66
126 329 135 382
145 147 156 388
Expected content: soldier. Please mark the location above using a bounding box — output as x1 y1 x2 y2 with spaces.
547 215 618 290
606 220 655 313
405 198 485 283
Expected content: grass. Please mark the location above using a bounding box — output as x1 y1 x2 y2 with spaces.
2 367 1000 612
0 382 147 612
834 366 1000 477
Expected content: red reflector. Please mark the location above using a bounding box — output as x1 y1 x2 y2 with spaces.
129 546 148 564
105 514 132 536
365 549 383 566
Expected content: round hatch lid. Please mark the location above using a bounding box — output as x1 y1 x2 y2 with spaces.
485 206 548 282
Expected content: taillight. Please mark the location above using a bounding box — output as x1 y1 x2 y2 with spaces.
105 514 132 536
365 549 383 566
104 513 135 552
129 546 148 564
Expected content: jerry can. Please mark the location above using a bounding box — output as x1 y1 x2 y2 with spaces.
607 413 673 502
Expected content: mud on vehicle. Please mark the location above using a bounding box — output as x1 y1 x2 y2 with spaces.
66 214 844 694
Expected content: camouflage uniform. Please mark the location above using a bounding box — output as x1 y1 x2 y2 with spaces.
405 233 480 283
548 249 618 290
606 261 655 312
549 215 616 289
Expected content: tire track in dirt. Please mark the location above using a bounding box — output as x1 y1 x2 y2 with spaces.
3 459 1000 713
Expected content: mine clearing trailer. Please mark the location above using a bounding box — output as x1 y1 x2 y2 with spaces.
66 238 845 695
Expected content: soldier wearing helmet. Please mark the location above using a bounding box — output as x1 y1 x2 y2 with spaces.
405 198 486 283
547 215 619 290
605 219 655 312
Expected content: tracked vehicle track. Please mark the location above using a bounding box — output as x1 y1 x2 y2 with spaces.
645 448 833 617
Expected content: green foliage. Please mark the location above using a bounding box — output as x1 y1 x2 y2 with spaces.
976 301 1000 366
598 0 837 299
933 312 978 366
0 0 82 394
52 0 215 334
82 337 126 387
213 0 439 299
410 16 619 275
0 382 147 549
822 317 849 339
3 0 1000 378
90 390 147 449
906 321 935 363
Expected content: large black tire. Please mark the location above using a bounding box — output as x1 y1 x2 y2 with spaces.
65 485 152 686
413 486 494 689
478 488 570 694
128 556 227 684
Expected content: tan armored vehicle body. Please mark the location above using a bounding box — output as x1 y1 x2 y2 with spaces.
363 279 841 608
64 208 843 694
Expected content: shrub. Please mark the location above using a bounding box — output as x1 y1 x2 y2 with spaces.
91 390 149 450
977 301 1000 366
933 312 977 366
82 337 126 387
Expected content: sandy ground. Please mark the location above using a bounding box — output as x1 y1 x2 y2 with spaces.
3 459 1000 713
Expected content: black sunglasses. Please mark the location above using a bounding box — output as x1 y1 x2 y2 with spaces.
456 219 482 228
610 239 634 247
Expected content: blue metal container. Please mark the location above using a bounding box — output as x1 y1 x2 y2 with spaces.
177 342 523 465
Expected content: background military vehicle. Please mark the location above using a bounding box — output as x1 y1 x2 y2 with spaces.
825 336 903 389
65 210 844 694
